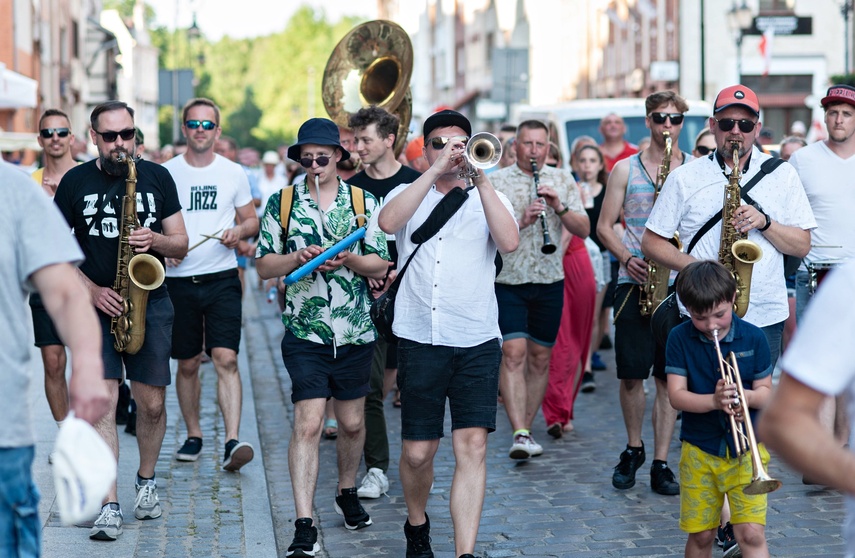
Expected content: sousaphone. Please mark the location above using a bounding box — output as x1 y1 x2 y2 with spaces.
322 20 413 156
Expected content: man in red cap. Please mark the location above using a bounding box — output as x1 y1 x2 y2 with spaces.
785 83 855 467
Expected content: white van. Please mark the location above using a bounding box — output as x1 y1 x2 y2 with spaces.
515 98 714 164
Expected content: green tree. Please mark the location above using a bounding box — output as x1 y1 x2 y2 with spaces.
226 87 264 150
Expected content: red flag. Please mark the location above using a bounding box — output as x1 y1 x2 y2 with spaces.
758 28 775 77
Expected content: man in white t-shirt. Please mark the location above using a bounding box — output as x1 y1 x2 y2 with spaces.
759 261 855 556
163 98 259 472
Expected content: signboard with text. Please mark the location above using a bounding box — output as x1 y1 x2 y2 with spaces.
745 16 812 35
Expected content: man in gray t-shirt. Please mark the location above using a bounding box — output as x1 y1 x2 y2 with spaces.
0 161 109 555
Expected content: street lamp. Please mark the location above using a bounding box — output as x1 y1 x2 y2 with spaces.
843 1 853 74
727 1 754 82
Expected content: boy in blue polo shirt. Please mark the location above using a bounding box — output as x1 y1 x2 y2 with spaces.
665 260 774 558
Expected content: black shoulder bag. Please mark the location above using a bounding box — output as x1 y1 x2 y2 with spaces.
370 187 472 342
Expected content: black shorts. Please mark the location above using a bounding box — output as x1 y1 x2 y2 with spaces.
29 293 63 347
495 281 564 346
603 259 619 308
280 330 373 403
166 270 242 359
613 282 666 381
99 292 174 386
397 338 502 440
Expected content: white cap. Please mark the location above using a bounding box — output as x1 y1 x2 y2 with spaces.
52 412 117 525
790 120 807 135
261 150 280 165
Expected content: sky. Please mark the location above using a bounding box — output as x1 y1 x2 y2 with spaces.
146 0 379 41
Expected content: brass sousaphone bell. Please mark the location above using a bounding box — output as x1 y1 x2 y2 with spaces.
322 20 414 156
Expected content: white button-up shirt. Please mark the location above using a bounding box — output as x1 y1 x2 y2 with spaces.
386 183 517 347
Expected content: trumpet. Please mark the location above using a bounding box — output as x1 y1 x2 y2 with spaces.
530 158 557 255
457 132 502 182
712 329 782 495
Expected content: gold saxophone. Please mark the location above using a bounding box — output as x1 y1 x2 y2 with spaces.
111 153 165 354
640 132 682 316
719 142 762 318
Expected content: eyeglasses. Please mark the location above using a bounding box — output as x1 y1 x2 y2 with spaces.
695 145 714 156
649 113 684 125
715 118 757 133
40 128 70 139
185 120 217 130
94 128 136 142
428 135 469 150
299 156 331 168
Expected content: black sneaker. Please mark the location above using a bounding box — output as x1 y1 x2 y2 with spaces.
404 514 434 558
116 382 131 425
612 443 645 489
223 439 254 472
175 437 203 462
650 461 680 495
719 522 742 558
600 334 612 350
580 371 596 393
458 555 476 558
287 517 320 557
334 487 372 530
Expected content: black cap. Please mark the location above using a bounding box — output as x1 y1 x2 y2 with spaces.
821 84 855 108
287 118 351 162
422 109 472 139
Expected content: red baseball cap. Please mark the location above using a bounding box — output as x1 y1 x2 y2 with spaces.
714 85 760 117
821 84 855 108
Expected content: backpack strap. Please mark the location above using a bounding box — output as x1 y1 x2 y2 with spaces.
349 184 367 253
279 185 295 248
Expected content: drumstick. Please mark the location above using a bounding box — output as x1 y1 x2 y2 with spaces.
201 233 225 241
187 228 224 252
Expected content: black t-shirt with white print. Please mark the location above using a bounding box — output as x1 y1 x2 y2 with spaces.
54 158 182 289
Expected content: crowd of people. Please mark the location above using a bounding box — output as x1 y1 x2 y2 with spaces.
4 80 855 558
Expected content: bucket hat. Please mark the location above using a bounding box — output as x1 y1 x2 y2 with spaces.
287 118 350 162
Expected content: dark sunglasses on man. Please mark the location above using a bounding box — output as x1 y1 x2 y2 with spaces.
428 135 469 150
299 156 331 168
715 118 757 133
40 128 71 139
185 120 217 131
649 113 684 125
94 128 136 142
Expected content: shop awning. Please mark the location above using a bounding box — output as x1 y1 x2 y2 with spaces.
0 63 38 109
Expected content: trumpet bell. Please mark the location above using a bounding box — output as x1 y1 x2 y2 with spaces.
743 475 782 495
465 133 502 169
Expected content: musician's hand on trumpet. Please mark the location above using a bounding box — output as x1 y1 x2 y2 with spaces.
714 378 744 419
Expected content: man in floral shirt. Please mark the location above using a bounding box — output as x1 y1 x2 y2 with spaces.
256 118 389 557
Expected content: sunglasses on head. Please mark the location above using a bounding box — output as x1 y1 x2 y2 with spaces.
185 120 217 130
299 156 331 168
94 128 136 142
695 145 714 156
715 118 757 133
649 112 684 125
428 135 469 150
40 128 70 139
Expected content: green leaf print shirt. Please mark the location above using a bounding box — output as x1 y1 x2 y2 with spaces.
256 179 389 346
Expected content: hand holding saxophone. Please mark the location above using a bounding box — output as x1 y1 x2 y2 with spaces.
91 285 125 318
731 205 767 234
127 226 155 253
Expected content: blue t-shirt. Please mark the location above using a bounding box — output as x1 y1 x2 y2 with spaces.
665 313 771 458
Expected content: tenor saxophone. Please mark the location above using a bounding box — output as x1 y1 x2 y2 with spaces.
640 132 681 316
111 153 165 354
719 142 762 318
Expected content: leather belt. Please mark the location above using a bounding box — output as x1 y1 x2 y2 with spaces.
173 269 238 284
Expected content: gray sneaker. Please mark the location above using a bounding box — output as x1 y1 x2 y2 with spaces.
134 477 162 520
89 504 123 541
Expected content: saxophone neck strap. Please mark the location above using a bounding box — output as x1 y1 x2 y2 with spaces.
686 157 786 255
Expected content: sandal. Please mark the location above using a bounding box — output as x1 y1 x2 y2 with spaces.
323 418 338 440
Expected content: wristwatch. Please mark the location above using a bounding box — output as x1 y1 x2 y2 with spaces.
758 212 772 232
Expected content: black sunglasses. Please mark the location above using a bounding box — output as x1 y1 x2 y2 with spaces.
94 128 136 142
299 156 331 168
695 145 714 156
40 128 70 139
185 120 217 130
649 112 684 125
715 118 757 133
428 135 469 149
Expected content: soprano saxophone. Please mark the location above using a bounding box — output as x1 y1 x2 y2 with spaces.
111 153 165 354
719 142 762 318
639 132 681 316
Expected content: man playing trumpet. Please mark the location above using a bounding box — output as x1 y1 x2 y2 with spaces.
666 260 774 558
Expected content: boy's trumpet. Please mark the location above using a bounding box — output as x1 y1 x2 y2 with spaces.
712 329 782 495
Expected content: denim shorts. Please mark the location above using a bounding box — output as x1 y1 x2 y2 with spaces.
166 271 242 359
99 291 174 386
281 330 373 403
495 281 564 346
397 338 502 440
0 446 40 558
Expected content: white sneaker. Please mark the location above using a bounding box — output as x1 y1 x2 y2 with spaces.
509 433 543 459
89 504 123 541
356 467 390 499
528 434 544 456
134 478 162 520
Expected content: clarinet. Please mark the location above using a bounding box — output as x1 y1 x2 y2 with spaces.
530 158 557 254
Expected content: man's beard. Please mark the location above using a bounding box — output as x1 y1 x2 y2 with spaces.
100 148 132 177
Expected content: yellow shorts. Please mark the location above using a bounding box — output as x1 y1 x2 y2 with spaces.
679 441 769 533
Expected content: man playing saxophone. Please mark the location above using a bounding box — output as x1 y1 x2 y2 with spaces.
598 91 691 496
642 84 814 372
54 101 188 542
